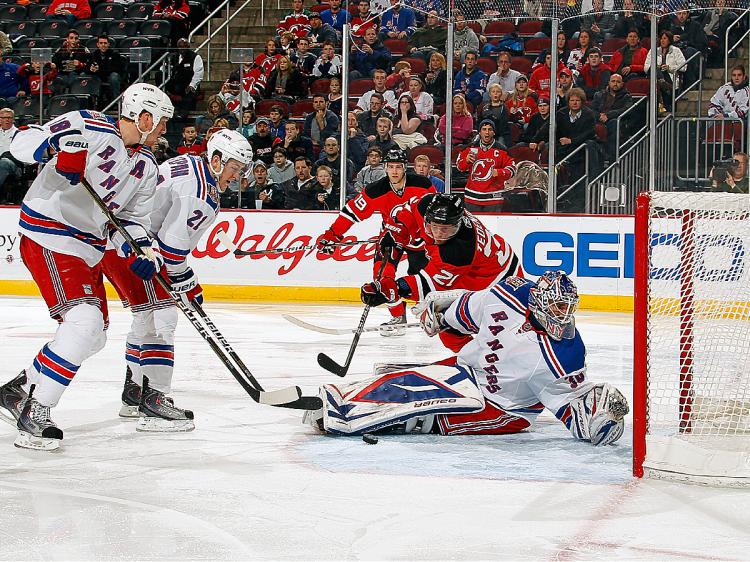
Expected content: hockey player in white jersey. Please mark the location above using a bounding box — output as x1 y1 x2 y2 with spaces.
306 271 629 446
101 128 254 432
0 83 173 450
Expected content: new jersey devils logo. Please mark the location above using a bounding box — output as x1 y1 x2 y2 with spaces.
471 159 495 182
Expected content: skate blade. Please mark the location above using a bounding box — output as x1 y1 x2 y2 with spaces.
302 407 324 430
136 416 195 433
14 431 61 451
119 404 140 418
379 326 407 337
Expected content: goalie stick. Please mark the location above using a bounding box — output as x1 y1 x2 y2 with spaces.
214 230 375 257
317 259 388 377
282 313 420 335
79 177 322 411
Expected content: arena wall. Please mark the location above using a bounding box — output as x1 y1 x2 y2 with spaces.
0 208 635 311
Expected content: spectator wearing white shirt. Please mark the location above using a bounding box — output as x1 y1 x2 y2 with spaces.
355 68 397 112
0 108 21 203
486 51 521 103
708 64 749 119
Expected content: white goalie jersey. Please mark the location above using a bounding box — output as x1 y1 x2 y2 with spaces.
443 277 596 424
150 154 220 275
11 110 159 267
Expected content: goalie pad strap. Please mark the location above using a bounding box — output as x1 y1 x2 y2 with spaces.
321 364 485 435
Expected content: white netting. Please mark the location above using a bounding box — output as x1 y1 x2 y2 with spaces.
643 191 750 483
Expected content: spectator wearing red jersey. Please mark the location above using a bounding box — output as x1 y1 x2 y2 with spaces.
17 61 57 96
255 39 283 78
46 0 90 25
176 125 206 157
456 119 517 212
529 52 564 96
576 47 611 100
506 75 539 127
153 0 190 46
351 0 379 38
276 0 311 40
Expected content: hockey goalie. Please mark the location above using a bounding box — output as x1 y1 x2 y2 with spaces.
305 271 629 445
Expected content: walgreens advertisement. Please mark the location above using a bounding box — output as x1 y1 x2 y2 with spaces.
0 209 635 304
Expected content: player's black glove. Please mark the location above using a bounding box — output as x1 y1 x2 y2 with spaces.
360 277 399 306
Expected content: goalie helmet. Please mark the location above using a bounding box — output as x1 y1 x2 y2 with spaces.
423 194 464 242
528 271 579 341
206 128 254 177
121 83 174 142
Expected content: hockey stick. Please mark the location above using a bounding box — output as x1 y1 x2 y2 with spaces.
79 177 321 411
317 259 388 377
282 313 420 336
216 232 375 257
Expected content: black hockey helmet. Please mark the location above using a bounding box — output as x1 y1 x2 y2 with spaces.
383 148 408 165
424 193 464 225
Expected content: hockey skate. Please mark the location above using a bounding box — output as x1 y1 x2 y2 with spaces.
119 367 141 418
15 389 63 451
380 314 407 337
0 371 28 426
137 378 194 432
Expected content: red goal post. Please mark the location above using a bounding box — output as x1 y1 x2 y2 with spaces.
633 190 750 485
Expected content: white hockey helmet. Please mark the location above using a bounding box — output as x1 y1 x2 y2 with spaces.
121 83 174 142
206 128 254 177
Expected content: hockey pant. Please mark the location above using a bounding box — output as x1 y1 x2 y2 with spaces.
102 249 177 393
385 249 429 318
20 236 108 407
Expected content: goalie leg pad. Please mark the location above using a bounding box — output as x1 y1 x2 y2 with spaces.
320 364 485 435
560 383 629 446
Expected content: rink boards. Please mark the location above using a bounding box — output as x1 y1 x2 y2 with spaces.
0 208 635 311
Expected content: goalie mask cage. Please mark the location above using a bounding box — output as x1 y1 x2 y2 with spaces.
633 191 750 486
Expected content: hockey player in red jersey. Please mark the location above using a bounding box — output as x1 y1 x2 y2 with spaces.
455 120 517 212
360 193 523 351
0 83 173 450
317 148 435 335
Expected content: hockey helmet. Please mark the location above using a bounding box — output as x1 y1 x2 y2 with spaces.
121 83 174 142
206 128 254 178
383 148 408 165
424 193 464 242
528 271 579 341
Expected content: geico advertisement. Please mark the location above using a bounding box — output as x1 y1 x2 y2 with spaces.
0 208 636 295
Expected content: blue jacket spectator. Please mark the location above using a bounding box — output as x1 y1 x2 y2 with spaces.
320 0 351 34
350 27 392 79
453 51 487 109
0 61 22 102
304 94 341 147
308 14 340 49
380 0 417 40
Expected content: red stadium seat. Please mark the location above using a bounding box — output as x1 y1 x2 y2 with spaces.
477 57 496 74
348 78 374 96
401 57 426 75
409 145 444 165
517 20 542 36
594 123 608 142
290 99 314 117
309 79 331 95
255 99 289 116
524 37 551 55
467 21 483 36
509 145 540 164
484 21 515 38
601 38 626 54
310 3 329 13
625 78 650 97
511 57 533 75
383 38 408 56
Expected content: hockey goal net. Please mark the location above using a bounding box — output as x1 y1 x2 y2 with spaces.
633 191 750 485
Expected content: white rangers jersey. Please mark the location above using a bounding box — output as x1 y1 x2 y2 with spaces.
150 154 220 275
11 110 159 267
708 81 750 119
443 277 595 428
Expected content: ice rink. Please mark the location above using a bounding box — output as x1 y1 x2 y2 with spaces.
1 296 749 561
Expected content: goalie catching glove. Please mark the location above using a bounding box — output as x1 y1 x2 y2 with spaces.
169 267 203 307
411 290 468 336
50 130 88 185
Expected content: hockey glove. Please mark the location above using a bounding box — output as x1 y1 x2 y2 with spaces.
412 290 468 337
126 238 164 281
170 267 204 307
317 228 343 256
361 277 399 307
50 130 88 185
377 226 407 265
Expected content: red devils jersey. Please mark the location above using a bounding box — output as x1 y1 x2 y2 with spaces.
276 11 311 38
242 67 267 99
455 145 517 206
255 53 282 78
329 173 435 242
386 193 523 299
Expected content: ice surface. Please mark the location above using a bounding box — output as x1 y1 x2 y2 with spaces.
1 297 749 560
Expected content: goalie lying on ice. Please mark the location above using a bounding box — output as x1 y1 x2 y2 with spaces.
305 271 629 445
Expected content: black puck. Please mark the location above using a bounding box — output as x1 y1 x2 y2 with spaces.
362 433 379 444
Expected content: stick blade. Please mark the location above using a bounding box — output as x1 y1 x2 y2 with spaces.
317 352 348 377
257 385 303 406
277 395 324 410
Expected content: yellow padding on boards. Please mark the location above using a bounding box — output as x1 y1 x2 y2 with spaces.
0 280 634 312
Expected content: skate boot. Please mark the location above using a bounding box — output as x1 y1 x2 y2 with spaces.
119 367 141 418
137 378 194 432
379 313 407 337
0 371 28 426
15 387 63 451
